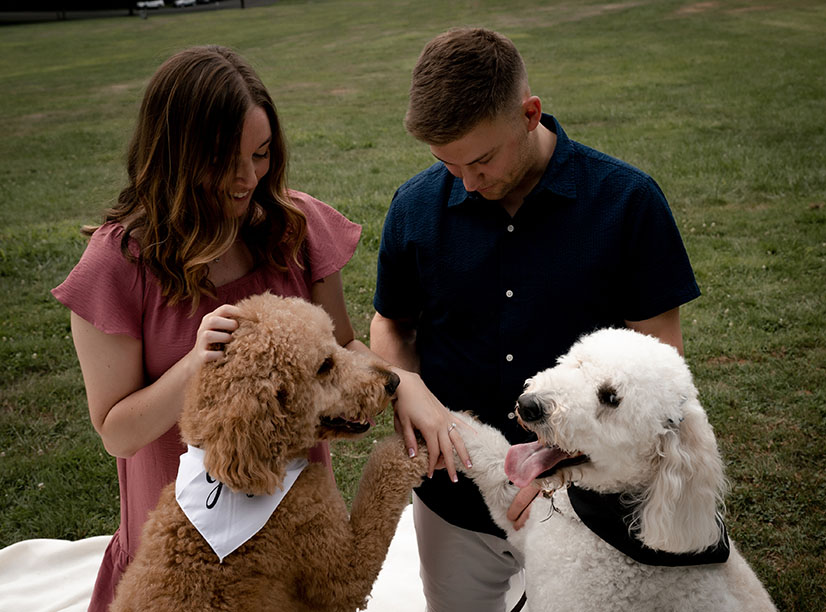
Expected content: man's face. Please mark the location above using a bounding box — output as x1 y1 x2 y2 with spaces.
429 111 533 202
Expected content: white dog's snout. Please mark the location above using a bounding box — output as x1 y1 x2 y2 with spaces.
516 393 548 423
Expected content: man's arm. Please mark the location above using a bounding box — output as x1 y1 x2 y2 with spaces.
372 311 537 528
625 306 685 355
370 311 471 481
369 312 421 373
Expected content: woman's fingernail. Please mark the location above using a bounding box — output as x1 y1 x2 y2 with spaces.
408 447 416 458
466 460 473 468
452 474 459 483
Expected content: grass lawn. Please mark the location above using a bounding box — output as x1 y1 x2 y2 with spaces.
1 0 824 609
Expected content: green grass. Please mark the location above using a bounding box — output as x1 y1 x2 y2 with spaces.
1 1 824 609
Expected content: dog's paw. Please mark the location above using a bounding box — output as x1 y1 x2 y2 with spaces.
370 435 429 481
449 411 511 469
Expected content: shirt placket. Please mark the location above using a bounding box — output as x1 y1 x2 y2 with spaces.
499 218 519 402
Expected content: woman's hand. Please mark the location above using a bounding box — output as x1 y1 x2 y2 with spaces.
391 369 473 483
187 303 243 367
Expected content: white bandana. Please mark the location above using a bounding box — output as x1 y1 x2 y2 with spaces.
175 445 307 562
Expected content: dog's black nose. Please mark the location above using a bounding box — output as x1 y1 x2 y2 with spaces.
516 393 544 423
384 371 401 396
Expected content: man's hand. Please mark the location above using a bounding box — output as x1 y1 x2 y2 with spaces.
507 483 541 530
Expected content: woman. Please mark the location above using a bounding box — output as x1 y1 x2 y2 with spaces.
53 45 464 611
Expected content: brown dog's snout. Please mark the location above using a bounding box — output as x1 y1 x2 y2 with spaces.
384 371 401 397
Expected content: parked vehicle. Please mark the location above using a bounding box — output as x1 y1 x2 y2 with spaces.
137 0 165 8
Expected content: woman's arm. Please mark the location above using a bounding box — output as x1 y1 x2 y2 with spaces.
71 304 241 458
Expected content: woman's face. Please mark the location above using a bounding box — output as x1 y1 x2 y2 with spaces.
228 105 272 217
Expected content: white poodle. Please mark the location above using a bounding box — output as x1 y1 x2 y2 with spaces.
453 328 776 612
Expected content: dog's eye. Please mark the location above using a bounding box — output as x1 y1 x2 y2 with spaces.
317 357 334 375
597 384 621 408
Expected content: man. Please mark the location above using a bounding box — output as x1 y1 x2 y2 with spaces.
371 28 700 612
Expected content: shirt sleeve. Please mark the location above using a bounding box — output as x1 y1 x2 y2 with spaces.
620 176 700 321
290 190 362 284
373 188 423 320
51 223 145 339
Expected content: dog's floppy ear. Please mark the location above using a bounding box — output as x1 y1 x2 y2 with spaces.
636 397 728 553
179 299 320 496
201 380 294 496
180 364 298 496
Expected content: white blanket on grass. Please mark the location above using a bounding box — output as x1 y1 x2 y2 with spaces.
0 504 425 612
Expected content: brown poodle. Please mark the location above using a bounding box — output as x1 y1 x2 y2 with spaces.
110 293 428 611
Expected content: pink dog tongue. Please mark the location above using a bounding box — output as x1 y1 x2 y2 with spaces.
505 441 573 488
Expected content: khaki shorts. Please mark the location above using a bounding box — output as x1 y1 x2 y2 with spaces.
413 493 528 612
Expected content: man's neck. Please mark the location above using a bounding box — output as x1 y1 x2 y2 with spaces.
501 122 557 217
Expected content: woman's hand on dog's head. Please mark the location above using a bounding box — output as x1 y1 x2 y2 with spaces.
191 303 243 367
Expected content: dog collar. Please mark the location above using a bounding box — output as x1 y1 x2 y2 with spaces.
566 484 730 566
175 445 308 562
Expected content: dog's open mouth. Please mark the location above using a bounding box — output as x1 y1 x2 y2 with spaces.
505 440 589 488
319 416 375 436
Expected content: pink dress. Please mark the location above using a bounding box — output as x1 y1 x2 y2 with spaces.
51 190 361 612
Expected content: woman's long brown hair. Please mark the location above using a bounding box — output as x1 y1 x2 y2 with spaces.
88 45 306 312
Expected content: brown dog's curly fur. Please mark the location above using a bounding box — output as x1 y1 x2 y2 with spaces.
110 293 428 611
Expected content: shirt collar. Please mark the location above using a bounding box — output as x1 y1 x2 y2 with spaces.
446 114 577 208
535 114 577 200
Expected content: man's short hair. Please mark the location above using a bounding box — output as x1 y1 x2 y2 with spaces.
405 28 528 145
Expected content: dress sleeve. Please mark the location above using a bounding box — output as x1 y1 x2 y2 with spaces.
290 190 362 283
51 223 145 339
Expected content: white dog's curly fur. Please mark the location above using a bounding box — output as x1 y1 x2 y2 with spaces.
453 328 776 612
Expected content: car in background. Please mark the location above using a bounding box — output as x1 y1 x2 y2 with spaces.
173 0 195 6
137 0 165 8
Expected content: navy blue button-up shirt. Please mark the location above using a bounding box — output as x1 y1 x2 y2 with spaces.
374 115 700 536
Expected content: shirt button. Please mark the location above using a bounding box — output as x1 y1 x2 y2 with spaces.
505 290 514 298
506 224 515 233
505 354 514 362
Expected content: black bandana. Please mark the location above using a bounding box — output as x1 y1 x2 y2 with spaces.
566 484 730 567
